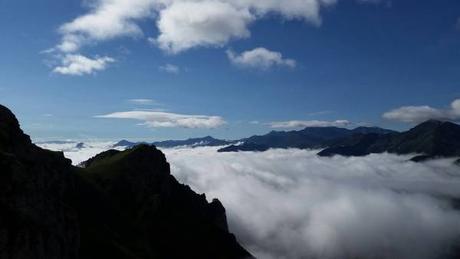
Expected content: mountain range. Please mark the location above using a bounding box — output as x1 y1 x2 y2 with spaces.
112 127 395 151
113 136 234 149
218 126 396 152
111 121 460 162
0 105 252 259
219 120 460 162
318 120 460 161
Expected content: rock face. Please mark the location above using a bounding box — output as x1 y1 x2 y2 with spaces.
0 105 251 259
76 145 251 258
0 105 79 259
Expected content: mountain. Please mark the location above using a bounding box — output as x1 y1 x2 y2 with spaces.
351 126 396 135
0 104 252 259
218 126 395 152
113 136 232 149
218 143 270 152
318 120 460 160
153 136 232 148
75 142 85 149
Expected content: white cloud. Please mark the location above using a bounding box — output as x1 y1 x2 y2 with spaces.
154 1 254 53
51 0 339 55
231 0 336 24
227 48 296 69
163 147 460 259
383 99 460 123
269 119 350 128
95 110 226 128
57 0 158 53
53 54 115 76
46 0 388 73
159 63 180 74
36 141 124 165
128 98 158 105
34 142 460 258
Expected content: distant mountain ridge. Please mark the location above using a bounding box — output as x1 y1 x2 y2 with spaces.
218 126 396 153
318 120 460 161
217 120 460 162
113 136 233 149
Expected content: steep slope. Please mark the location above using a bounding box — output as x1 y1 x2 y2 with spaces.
77 145 251 259
0 105 79 259
0 104 252 259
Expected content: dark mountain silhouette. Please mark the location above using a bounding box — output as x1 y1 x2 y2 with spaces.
75 142 85 149
318 120 460 160
0 105 252 259
113 136 232 149
218 126 395 152
351 126 396 135
218 143 270 152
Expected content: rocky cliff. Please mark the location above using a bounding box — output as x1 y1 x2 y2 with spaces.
0 104 252 259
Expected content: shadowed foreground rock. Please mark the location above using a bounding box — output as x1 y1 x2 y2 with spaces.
0 104 252 259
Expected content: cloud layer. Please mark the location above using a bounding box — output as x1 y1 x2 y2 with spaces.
269 119 350 128
227 48 296 70
163 147 460 259
383 99 460 123
96 110 226 128
36 142 460 258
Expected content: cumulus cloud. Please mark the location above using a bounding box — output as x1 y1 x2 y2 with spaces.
95 110 226 128
46 0 388 73
162 147 460 259
159 63 180 74
154 1 254 53
53 0 336 55
383 99 460 123
57 0 158 53
52 54 115 76
269 119 350 128
227 48 296 70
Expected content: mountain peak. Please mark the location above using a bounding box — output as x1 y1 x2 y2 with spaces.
0 104 31 151
410 119 459 133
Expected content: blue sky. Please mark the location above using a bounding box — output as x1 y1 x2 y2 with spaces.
1 0 460 141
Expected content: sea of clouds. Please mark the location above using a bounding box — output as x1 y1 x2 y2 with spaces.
37 142 460 259
36 141 125 165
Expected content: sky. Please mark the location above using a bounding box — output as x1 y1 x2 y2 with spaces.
1 0 460 141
